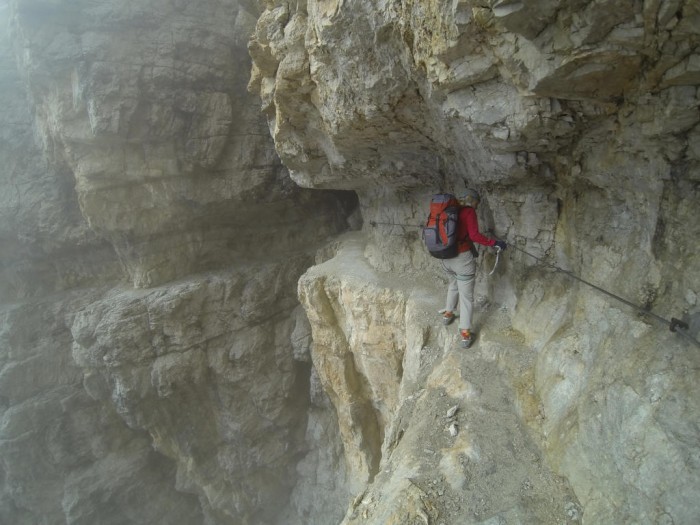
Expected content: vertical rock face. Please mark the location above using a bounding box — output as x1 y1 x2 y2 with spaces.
67 262 320 524
251 0 700 523
0 294 206 525
0 4 121 302
1 0 355 523
2 0 699 524
9 0 352 289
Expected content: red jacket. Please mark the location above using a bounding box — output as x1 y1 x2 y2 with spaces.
457 206 495 253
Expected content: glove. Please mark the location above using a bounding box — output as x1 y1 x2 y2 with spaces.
494 240 507 251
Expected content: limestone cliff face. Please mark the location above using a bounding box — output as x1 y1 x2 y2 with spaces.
252 0 700 524
1 0 699 524
8 0 355 290
2 0 354 524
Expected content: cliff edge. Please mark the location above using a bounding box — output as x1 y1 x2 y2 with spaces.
1 0 699 524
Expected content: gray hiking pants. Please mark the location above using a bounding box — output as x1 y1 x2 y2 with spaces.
442 251 476 331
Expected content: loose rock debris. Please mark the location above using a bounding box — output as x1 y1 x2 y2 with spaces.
342 309 582 524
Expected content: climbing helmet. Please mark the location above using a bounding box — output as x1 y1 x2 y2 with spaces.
459 189 481 208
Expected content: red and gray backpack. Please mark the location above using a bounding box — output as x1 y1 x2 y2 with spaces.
422 193 461 259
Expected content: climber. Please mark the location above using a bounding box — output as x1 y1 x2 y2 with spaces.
441 189 507 348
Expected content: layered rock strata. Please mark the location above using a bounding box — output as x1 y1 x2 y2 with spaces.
251 0 700 523
299 234 582 524
1 0 699 524
2 0 355 523
8 0 355 289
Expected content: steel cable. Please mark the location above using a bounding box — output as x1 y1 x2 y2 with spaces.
506 242 699 348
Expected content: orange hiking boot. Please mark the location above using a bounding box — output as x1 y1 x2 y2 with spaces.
442 311 456 325
460 329 474 349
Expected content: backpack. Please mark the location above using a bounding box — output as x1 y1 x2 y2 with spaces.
422 193 461 259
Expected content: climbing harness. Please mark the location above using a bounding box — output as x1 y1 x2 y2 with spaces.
506 242 699 348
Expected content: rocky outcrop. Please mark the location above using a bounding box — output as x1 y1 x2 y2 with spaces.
2 0 355 523
1 9 202 523
0 293 206 525
1 0 699 524
251 0 700 523
299 235 582 524
67 260 323 524
0 5 120 302
8 0 353 289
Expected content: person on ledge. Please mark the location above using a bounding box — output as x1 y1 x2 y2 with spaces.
441 189 507 348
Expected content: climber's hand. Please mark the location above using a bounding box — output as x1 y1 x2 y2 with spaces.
494 240 507 251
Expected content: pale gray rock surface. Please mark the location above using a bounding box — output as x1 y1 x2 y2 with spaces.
2 0 355 524
68 262 324 524
0 292 205 525
251 0 700 524
0 9 121 302
1 0 699 524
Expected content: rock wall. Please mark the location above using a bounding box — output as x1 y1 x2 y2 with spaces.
251 0 700 524
1 0 700 524
1 0 355 523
